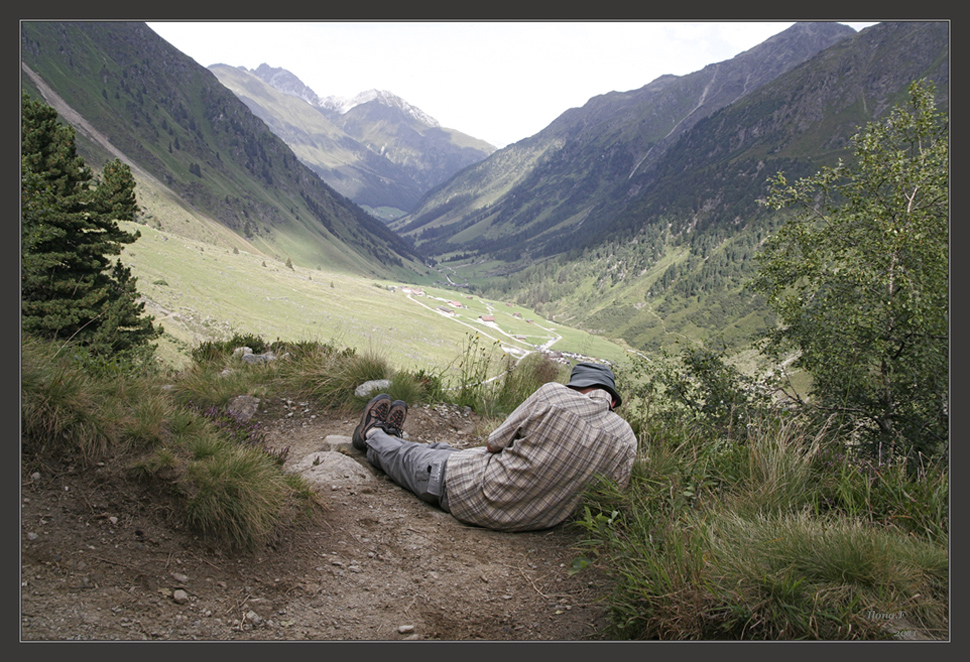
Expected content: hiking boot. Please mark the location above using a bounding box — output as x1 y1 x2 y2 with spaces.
385 400 409 437
352 394 392 451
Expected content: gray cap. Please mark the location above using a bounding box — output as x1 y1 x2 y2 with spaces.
566 362 622 408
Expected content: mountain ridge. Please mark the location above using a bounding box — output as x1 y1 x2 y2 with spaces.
463 21 948 352
248 63 442 127
322 88 441 128
382 21 946 355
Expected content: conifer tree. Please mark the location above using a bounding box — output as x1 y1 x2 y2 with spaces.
21 93 159 358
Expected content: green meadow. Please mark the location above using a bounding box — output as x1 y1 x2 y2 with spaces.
120 221 632 376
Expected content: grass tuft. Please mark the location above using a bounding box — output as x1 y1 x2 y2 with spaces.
22 336 118 462
181 439 298 550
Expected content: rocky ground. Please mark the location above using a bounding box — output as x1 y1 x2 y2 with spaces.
20 397 619 642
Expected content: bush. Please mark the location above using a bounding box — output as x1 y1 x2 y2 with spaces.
190 333 271 364
619 346 775 442
442 334 565 417
448 333 505 410
491 352 564 415
814 451 949 544
282 346 390 411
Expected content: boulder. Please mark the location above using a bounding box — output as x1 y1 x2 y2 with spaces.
287 443 375 490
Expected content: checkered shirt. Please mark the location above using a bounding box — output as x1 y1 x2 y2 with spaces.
444 382 638 532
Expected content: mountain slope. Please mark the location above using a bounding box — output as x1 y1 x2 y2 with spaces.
326 89 496 196
474 21 949 353
208 64 420 213
394 22 858 265
601 20 951 245
20 21 427 280
219 63 496 215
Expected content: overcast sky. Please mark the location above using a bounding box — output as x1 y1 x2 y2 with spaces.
146 20 880 149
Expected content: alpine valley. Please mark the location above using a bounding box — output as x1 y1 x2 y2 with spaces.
20 21 949 365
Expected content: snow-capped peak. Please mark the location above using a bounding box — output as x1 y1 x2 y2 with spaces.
321 89 439 127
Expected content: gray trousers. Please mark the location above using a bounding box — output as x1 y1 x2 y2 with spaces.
364 430 458 511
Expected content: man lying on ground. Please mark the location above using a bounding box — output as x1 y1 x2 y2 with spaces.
352 362 638 532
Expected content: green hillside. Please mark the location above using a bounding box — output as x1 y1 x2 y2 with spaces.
21 21 426 281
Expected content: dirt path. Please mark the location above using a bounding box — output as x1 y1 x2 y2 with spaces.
20 399 616 641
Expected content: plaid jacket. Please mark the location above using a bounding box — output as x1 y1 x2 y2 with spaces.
444 382 637 532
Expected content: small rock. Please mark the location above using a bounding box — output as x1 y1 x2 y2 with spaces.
398 624 414 634
322 435 354 451
228 395 260 422
172 589 189 604
171 572 189 584
245 610 262 625
355 379 392 397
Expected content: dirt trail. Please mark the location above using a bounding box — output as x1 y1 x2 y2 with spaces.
20 399 615 641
